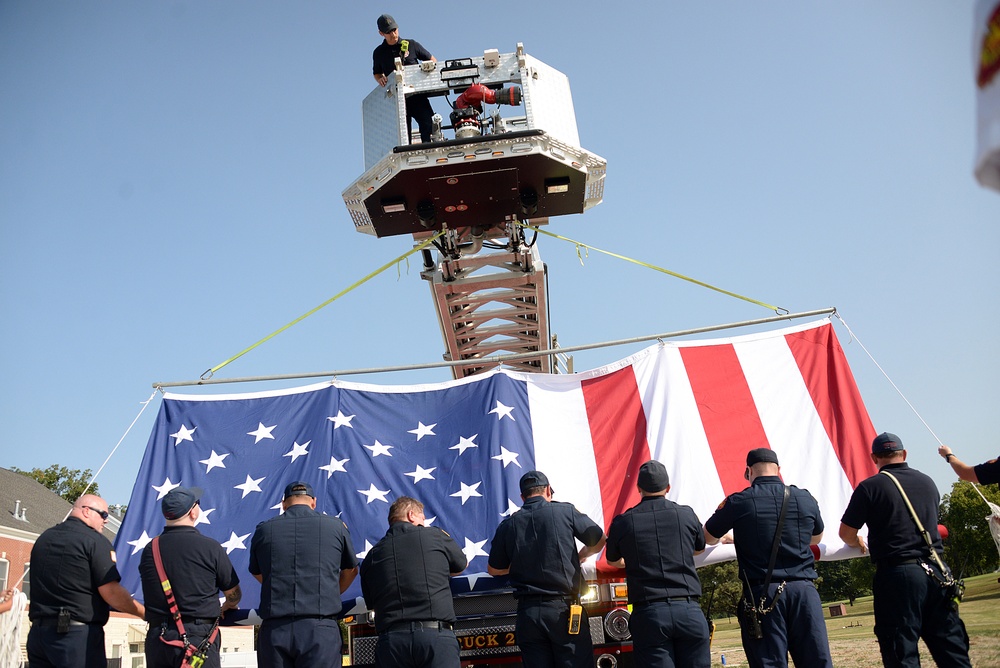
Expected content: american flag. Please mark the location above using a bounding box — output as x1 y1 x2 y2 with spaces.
114 318 877 622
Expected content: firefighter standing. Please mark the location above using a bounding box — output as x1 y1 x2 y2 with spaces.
487 470 606 668
138 487 241 668
249 481 359 668
606 460 710 667
26 494 145 668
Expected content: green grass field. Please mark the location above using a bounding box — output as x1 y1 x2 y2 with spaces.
706 573 1000 667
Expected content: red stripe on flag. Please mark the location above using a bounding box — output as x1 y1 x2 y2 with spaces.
581 366 648 530
784 324 877 488
680 344 769 496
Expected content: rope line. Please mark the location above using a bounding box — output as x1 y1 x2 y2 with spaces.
202 231 445 378
514 222 785 312
835 313 993 507
75 388 161 509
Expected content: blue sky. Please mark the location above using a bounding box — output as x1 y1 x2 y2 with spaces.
2 1 997 507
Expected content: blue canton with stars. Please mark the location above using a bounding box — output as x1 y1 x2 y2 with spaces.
114 373 535 622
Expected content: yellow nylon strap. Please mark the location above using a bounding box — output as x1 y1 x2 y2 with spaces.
516 223 784 312
203 230 446 378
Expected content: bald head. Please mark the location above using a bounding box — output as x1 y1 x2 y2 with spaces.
72 494 110 532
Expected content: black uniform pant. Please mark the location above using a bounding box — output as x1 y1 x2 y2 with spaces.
737 580 832 668
872 561 971 668
26 622 106 668
629 599 710 668
375 625 459 668
406 95 434 144
258 616 343 668
515 599 593 668
145 622 221 668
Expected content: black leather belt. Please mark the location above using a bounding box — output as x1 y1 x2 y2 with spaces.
635 596 699 605
149 616 217 627
33 617 89 627
745 578 810 587
877 557 922 569
384 620 454 633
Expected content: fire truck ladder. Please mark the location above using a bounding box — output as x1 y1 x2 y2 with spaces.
419 225 551 379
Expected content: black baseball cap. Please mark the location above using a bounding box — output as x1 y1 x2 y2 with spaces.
377 14 397 33
871 432 904 454
162 486 202 520
519 470 550 494
637 460 670 492
746 448 779 467
283 481 315 499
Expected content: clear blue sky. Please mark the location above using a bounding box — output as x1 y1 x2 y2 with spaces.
2 1 997 506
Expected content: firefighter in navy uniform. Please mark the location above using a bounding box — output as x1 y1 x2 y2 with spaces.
361 496 468 668
487 470 606 668
703 449 832 668
839 433 972 668
26 494 145 668
139 487 242 668
371 13 437 143
249 481 359 668
605 460 710 668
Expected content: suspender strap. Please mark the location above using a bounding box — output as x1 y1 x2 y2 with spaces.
879 470 951 576
151 537 221 664
761 486 791 593
151 536 188 648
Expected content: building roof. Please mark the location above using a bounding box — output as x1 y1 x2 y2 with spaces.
0 467 73 537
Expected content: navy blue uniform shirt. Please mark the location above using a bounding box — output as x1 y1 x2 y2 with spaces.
372 38 432 77
28 517 121 623
139 526 239 623
249 504 358 619
704 476 823 582
360 522 467 633
488 496 604 598
606 495 705 603
841 462 943 562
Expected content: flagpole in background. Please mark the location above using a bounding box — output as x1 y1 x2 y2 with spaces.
154 307 837 389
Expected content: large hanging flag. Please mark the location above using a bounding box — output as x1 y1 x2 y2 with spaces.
114 318 876 620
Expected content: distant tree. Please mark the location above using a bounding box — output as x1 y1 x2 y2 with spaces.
939 481 1000 578
13 465 99 504
816 558 873 605
699 561 743 620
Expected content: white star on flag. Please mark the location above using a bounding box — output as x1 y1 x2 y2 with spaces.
364 440 393 457
319 456 350 478
466 572 490 590
356 540 374 560
247 422 276 443
500 499 521 517
358 483 391 504
450 435 479 455
408 422 437 440
170 424 196 446
220 531 251 554
491 446 521 468
489 401 515 421
327 411 355 429
424 516 437 526
270 501 284 514
127 531 152 555
235 474 265 498
194 508 215 526
152 478 180 499
462 537 489 563
450 481 483 505
283 441 310 463
199 450 229 473
405 465 436 483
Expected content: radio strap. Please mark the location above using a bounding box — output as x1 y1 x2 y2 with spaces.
151 536 220 667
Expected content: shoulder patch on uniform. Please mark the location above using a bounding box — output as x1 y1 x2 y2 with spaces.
110 549 117 563
716 498 727 510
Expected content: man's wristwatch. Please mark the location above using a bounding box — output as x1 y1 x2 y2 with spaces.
945 453 956 461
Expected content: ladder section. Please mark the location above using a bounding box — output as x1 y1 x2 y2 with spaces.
423 243 550 379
